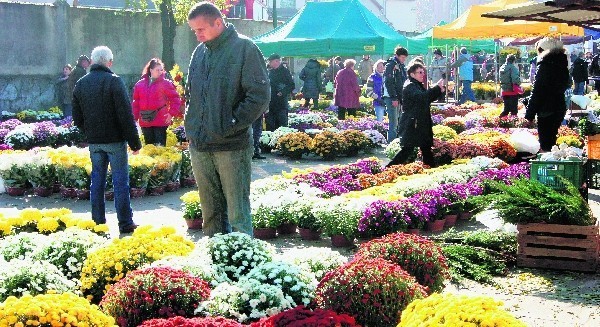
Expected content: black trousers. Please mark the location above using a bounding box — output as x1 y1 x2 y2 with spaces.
252 116 263 154
537 112 565 152
303 97 319 110
387 145 435 168
500 95 519 116
141 126 168 146
265 106 288 132
337 107 357 120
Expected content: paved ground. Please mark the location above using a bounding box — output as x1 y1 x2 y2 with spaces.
1 151 599 326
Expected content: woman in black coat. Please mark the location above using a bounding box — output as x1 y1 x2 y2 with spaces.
524 37 570 152
386 62 445 168
299 59 322 109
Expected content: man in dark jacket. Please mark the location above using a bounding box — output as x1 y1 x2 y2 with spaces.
299 58 322 109
72 46 142 234
266 53 295 131
383 46 408 142
68 55 90 96
186 2 270 237
525 38 570 152
572 52 588 95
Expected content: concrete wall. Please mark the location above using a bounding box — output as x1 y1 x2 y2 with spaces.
0 2 274 112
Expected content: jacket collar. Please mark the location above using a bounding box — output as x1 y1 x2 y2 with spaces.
90 64 113 74
205 23 236 51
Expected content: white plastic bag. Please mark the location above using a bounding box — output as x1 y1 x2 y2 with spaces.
510 129 540 154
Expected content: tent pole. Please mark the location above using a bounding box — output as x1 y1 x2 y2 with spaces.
495 41 499 98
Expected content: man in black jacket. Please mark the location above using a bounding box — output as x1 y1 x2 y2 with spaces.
266 53 295 131
72 46 142 234
383 46 408 142
572 52 588 95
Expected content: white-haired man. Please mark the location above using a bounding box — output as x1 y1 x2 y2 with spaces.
72 45 142 234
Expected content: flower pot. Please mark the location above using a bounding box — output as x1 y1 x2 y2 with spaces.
443 214 458 227
148 186 165 196
253 227 277 240
105 191 114 201
60 187 77 199
407 228 421 235
52 182 61 193
181 177 196 187
185 218 203 230
299 228 321 241
460 212 474 220
260 146 272 154
5 186 26 196
330 235 354 247
276 222 297 235
33 187 53 197
165 181 180 192
76 189 90 200
286 152 304 160
427 218 446 232
130 187 146 199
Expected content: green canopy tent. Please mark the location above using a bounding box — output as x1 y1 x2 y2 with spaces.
410 21 497 54
253 0 411 57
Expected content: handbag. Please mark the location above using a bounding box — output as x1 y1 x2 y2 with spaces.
512 84 524 95
140 105 166 122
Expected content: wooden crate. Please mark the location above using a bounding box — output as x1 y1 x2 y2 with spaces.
517 222 599 272
586 135 600 160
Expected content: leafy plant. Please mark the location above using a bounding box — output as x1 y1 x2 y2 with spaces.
442 245 508 284
468 178 595 226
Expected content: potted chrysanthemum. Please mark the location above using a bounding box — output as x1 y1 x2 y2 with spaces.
180 190 202 229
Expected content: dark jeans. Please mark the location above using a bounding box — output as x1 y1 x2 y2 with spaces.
500 95 519 116
60 103 72 117
252 116 263 154
388 145 435 168
89 142 134 230
265 108 288 132
189 146 253 237
303 97 319 110
337 107 357 120
538 112 566 152
141 126 168 146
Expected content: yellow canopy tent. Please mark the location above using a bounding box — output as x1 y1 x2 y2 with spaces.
433 0 583 39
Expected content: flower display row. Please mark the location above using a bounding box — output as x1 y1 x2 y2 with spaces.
0 207 109 237
1 106 63 122
0 144 195 197
0 117 85 150
260 126 387 160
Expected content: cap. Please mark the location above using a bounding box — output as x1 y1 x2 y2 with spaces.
267 53 281 61
433 49 443 56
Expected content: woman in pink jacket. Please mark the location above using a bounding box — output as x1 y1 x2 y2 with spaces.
334 59 361 120
132 58 182 146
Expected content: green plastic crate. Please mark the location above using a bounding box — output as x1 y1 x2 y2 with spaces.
530 159 586 190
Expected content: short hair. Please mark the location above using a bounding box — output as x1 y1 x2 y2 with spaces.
188 1 223 22
63 64 73 70
407 62 424 75
90 46 113 67
335 56 342 61
460 47 468 54
344 59 356 68
142 58 163 77
373 59 385 71
536 37 563 53
395 46 408 57
506 54 516 64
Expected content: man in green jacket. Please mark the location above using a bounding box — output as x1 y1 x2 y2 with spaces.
185 2 270 237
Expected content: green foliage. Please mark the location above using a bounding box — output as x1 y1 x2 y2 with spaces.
578 117 600 136
467 178 595 226
432 229 516 284
442 245 507 284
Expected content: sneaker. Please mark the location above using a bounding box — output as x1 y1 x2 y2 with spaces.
252 153 266 159
119 224 138 234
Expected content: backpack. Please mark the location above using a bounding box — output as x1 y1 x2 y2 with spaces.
590 54 600 76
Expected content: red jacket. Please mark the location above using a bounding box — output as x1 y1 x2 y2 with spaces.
132 75 182 127
334 67 361 109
